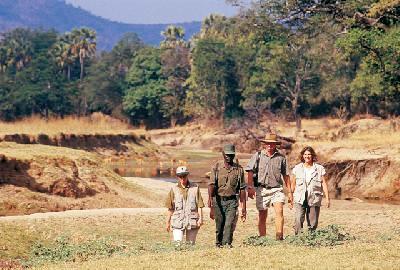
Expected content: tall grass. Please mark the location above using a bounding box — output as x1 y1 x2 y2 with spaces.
0 113 143 136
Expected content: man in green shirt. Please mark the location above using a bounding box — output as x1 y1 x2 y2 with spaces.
208 144 247 247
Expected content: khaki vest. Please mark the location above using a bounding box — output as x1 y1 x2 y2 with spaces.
293 163 325 206
171 183 199 230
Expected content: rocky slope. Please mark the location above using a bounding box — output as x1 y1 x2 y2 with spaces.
0 142 161 216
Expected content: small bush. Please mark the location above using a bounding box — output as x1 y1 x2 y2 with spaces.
243 235 279 247
285 225 353 247
151 241 196 253
25 236 128 266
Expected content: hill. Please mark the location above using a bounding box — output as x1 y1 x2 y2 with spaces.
0 0 201 50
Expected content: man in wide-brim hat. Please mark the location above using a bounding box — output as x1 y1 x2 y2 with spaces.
244 133 293 240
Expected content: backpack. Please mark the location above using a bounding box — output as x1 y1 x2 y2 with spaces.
253 151 261 187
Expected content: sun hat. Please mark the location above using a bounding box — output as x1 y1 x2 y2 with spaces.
223 144 236 155
259 133 281 144
176 166 189 176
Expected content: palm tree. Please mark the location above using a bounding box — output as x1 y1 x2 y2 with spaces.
0 46 8 73
161 25 186 48
4 28 33 71
70 28 96 80
70 28 96 115
52 33 75 80
200 14 229 39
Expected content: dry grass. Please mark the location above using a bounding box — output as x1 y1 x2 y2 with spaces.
0 141 99 160
276 117 400 161
0 200 398 269
275 118 342 138
315 131 400 149
37 242 400 270
0 113 145 136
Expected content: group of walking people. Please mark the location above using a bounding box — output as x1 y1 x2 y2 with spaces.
165 133 331 246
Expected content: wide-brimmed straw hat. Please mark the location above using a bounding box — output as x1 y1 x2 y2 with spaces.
259 133 281 144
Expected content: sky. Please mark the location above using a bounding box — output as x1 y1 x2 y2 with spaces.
65 0 242 24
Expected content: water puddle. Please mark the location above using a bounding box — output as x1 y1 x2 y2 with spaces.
105 149 252 187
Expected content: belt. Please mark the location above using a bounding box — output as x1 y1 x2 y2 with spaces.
258 184 279 189
217 195 237 201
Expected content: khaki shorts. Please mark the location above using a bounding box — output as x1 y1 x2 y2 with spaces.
256 186 285 211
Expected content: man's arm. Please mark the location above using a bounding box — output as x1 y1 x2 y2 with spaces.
247 171 255 199
207 184 215 207
239 189 246 222
208 183 215 219
321 175 330 208
283 175 293 209
245 153 257 199
239 167 247 221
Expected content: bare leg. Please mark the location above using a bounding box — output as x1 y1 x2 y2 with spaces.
273 202 284 240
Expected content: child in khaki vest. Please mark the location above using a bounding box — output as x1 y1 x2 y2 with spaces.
165 166 204 244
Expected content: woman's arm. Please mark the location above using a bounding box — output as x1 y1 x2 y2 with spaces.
321 175 330 208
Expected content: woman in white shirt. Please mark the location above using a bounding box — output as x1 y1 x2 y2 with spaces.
290 146 330 234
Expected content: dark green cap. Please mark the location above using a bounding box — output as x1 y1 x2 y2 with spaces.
223 144 236 155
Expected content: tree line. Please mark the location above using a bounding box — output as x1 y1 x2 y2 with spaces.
0 0 398 130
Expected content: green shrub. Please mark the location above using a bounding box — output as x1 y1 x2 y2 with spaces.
25 236 128 266
243 235 279 247
151 241 197 253
285 225 354 247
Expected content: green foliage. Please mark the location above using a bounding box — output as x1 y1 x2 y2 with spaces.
150 241 197 253
0 0 399 125
25 236 128 266
123 47 168 127
285 225 354 247
337 24 400 115
160 34 191 126
123 82 167 126
243 225 353 248
242 235 279 247
125 47 164 87
186 38 242 120
83 34 144 116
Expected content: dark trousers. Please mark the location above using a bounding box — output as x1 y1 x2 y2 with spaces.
294 201 320 235
213 197 238 246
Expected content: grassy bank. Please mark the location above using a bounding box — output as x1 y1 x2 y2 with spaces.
0 114 144 136
1 200 398 269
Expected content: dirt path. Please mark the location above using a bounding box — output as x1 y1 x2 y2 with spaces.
0 207 166 221
0 177 209 221
1 176 397 222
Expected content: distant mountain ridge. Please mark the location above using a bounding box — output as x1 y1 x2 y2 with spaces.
0 0 201 50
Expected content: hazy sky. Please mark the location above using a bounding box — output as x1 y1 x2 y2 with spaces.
65 0 240 24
